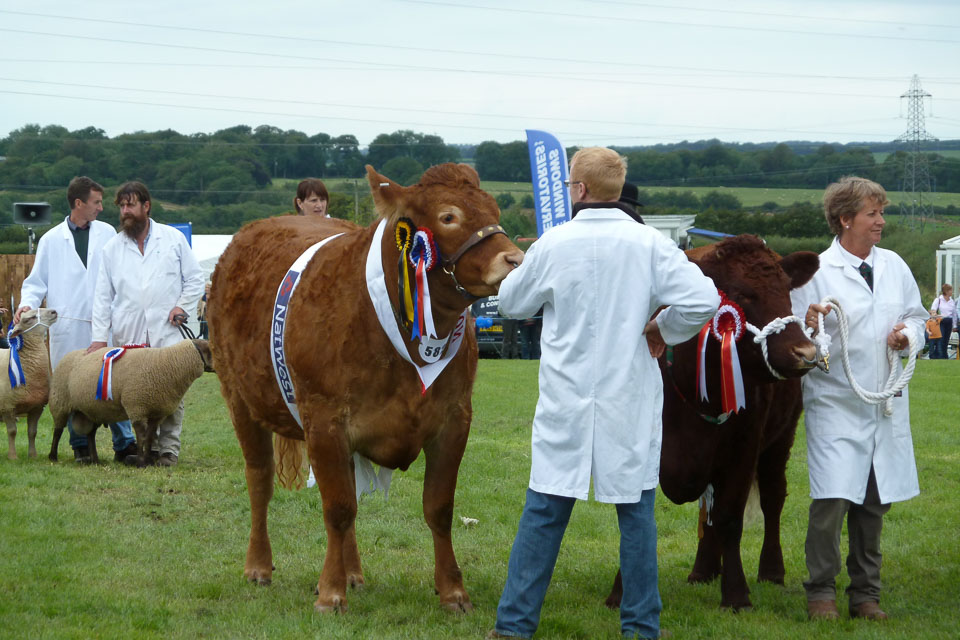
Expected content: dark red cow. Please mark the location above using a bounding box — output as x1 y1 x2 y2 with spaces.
606 235 819 611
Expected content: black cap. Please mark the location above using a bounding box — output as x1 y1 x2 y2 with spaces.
619 182 643 208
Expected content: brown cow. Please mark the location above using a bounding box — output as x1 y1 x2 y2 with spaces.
606 235 819 611
208 164 523 613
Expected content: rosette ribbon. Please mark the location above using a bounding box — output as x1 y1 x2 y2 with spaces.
96 344 149 400
394 219 415 328
696 291 746 415
7 321 25 388
408 227 439 340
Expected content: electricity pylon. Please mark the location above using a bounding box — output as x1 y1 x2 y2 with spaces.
896 75 936 232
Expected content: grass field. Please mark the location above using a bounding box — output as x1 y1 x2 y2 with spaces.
2 360 958 639
481 181 960 210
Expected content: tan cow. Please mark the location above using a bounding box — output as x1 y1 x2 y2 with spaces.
208 163 522 613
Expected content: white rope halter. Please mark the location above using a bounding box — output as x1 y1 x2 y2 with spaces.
743 314 810 381
808 296 919 417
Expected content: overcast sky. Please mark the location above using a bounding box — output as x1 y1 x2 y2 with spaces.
1 1 958 149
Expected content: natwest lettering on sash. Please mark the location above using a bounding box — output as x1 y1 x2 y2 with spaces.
270 235 344 429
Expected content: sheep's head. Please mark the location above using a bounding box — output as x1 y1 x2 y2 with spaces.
192 339 214 373
9 308 58 339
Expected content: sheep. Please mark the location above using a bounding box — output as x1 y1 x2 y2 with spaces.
48 339 214 466
2 308 58 460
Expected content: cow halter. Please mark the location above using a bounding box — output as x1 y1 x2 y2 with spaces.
440 224 507 299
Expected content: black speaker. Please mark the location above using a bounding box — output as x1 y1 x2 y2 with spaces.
13 202 52 225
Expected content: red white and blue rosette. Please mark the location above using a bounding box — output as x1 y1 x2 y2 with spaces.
96 344 149 400
408 227 439 340
696 291 746 415
7 321 25 388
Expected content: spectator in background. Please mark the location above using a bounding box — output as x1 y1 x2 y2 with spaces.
928 283 957 359
618 181 645 224
197 281 211 340
294 178 330 217
17 176 137 464
519 307 542 360
0 307 9 349
88 181 205 467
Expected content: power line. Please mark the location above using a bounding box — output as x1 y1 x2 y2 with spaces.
398 0 960 45
581 0 960 31
3 9 956 76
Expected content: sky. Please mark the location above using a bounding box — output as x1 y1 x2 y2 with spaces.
1 0 959 149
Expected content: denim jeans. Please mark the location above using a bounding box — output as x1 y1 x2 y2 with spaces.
494 488 661 639
68 416 136 453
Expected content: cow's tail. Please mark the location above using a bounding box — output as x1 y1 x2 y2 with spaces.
743 478 762 527
274 433 306 490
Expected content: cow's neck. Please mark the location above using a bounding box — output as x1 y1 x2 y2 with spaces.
379 226 468 344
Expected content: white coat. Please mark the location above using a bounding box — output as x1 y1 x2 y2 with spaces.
19 217 118 369
498 207 720 503
790 237 925 504
92 219 204 349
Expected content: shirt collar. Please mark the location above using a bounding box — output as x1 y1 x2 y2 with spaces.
66 214 89 231
834 236 874 269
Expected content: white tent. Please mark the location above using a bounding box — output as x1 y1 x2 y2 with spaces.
936 234 960 295
185 234 233 337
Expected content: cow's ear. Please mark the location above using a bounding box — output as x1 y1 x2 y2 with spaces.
366 165 404 219
455 163 481 187
779 251 819 289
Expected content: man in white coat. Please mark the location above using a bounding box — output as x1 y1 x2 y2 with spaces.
16 176 137 463
488 148 720 640
88 181 204 467
792 176 926 621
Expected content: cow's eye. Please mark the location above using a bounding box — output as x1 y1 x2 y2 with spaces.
441 213 456 224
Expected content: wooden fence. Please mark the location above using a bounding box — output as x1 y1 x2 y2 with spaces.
0 254 35 321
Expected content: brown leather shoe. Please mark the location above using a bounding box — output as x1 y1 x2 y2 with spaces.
485 631 514 639
850 600 888 620
808 599 840 620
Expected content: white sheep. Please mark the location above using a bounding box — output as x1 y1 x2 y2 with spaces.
48 339 214 465
2 308 58 460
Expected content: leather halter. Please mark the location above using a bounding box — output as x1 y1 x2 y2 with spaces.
441 224 507 268
440 224 507 299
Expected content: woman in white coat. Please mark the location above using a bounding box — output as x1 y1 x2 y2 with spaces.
791 176 926 622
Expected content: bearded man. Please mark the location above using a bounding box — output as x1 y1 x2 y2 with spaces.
88 181 204 467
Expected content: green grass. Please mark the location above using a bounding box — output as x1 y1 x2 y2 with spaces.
479 182 960 210
1 361 958 639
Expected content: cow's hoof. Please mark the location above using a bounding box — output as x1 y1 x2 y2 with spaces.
244 568 272 586
314 595 346 614
440 593 473 614
758 575 785 585
48 453 58 462
603 594 622 610
347 573 365 590
7 453 16 461
721 603 753 613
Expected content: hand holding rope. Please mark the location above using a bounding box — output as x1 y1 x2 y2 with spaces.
806 296 919 417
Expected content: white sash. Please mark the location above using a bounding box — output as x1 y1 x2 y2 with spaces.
269 234 391 499
365 219 467 392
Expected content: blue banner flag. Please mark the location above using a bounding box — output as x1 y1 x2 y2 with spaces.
525 129 571 236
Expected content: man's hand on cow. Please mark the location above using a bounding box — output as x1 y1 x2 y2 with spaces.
804 303 832 332
168 307 187 326
86 341 107 354
13 305 31 325
887 322 909 351
643 319 666 358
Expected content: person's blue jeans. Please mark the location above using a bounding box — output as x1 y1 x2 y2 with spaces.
932 318 954 359
494 488 661 639
68 416 136 453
